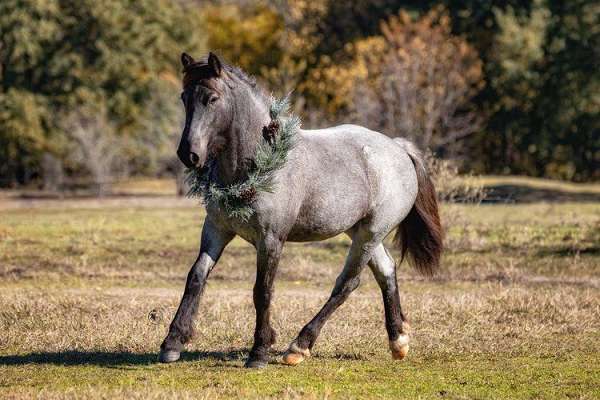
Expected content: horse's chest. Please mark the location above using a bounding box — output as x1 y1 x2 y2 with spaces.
206 205 260 245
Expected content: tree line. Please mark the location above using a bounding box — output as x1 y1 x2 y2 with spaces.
0 0 597 192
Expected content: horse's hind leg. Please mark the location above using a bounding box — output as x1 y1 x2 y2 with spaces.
159 218 234 363
368 243 410 360
283 229 375 366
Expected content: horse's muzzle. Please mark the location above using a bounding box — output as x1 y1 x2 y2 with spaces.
177 146 194 168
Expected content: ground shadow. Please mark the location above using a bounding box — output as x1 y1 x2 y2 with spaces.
482 184 600 203
0 349 253 367
536 245 600 257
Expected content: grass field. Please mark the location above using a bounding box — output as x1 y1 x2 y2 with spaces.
0 179 599 399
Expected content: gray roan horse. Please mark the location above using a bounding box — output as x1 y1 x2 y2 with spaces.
159 52 443 368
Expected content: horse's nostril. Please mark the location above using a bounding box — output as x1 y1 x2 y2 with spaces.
189 152 200 166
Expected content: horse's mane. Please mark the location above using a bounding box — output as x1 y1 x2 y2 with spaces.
182 57 265 100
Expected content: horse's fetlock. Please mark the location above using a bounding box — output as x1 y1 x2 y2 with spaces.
161 336 184 353
248 344 271 364
401 321 411 334
282 339 310 366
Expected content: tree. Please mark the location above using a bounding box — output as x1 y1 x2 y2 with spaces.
347 8 484 152
531 0 599 181
0 90 48 186
472 0 599 180
0 0 205 187
202 3 284 78
61 108 123 197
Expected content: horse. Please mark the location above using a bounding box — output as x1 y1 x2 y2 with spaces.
159 52 443 368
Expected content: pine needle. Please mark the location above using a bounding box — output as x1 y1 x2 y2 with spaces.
185 95 299 221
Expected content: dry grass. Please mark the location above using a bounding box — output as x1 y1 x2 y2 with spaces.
0 282 597 361
0 191 599 399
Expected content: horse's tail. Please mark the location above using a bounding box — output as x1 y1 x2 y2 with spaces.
392 138 443 277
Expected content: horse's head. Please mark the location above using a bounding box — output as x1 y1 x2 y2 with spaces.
177 52 232 169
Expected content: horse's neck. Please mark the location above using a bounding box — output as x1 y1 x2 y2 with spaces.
216 90 270 185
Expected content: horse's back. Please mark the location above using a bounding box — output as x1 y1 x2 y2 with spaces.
299 124 417 193
281 124 418 242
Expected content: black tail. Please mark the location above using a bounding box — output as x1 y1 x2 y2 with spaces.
393 139 443 277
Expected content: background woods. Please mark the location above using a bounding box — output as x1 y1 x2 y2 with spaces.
0 0 598 191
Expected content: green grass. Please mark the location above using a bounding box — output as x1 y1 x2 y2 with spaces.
2 356 598 399
0 194 598 399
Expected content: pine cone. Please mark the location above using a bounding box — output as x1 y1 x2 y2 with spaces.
262 120 280 146
239 186 257 203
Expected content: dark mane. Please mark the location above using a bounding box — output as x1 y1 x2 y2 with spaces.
183 57 262 97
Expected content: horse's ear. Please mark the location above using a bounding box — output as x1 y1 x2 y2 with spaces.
181 53 195 69
208 52 222 77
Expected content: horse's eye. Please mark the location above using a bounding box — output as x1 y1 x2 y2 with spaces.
208 95 219 105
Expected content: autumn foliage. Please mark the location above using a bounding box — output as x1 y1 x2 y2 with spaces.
0 0 597 188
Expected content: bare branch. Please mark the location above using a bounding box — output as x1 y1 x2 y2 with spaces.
350 8 483 152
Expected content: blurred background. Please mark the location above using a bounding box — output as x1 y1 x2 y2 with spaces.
0 0 597 197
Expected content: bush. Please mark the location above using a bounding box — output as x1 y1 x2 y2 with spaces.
427 155 486 204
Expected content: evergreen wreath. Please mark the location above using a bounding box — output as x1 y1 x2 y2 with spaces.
185 95 300 221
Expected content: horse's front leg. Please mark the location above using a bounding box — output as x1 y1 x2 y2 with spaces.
159 218 234 363
245 233 283 368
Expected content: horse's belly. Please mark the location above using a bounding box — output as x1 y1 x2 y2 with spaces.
287 224 350 242
286 187 368 242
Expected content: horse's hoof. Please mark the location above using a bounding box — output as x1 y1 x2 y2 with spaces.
244 359 268 369
158 349 181 363
282 351 305 366
389 334 410 360
282 340 310 366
